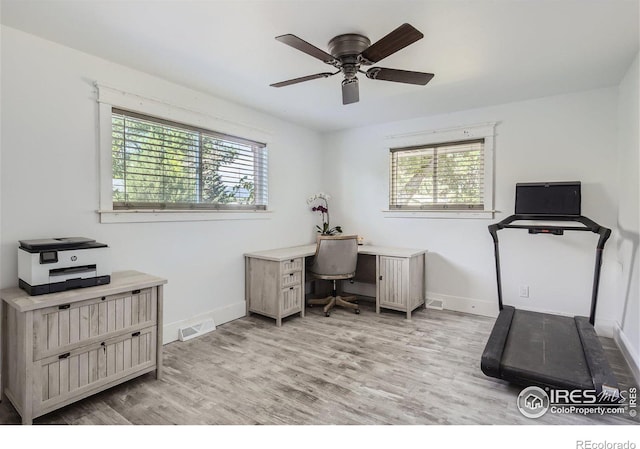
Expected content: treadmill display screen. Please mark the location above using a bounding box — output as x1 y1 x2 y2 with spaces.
515 182 581 216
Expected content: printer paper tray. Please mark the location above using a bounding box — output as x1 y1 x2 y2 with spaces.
49 265 97 283
19 274 111 296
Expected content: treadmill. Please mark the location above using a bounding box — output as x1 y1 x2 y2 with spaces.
481 182 619 398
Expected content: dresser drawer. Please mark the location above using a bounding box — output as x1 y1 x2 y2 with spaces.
33 288 156 360
35 326 156 411
281 271 302 288
280 258 302 273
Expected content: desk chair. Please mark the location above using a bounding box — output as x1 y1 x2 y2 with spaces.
307 234 360 317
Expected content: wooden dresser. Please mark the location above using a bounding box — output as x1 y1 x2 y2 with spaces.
0 270 167 424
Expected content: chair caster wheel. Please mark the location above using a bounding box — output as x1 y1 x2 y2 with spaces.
355 309 360 314
325 312 330 317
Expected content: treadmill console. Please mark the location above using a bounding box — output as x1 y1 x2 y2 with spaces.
528 228 564 235
515 181 581 216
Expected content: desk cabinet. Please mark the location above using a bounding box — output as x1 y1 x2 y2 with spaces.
245 257 305 326
377 254 425 319
0 270 166 424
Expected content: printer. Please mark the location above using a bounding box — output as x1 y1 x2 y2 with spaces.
18 237 111 296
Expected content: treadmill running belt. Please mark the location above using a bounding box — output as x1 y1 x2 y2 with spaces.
501 310 593 390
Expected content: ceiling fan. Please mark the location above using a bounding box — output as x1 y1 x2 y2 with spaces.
270 23 434 105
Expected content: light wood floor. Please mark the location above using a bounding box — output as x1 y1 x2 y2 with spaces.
0 302 637 425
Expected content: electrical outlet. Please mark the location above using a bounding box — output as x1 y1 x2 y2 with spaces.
519 285 529 298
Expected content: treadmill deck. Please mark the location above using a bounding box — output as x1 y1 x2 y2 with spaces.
501 310 593 390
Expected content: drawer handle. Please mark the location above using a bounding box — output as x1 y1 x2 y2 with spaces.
58 304 70 310
132 331 141 337
290 259 294 263
101 296 106 301
289 287 294 290
289 273 294 276
58 352 70 359
132 289 141 294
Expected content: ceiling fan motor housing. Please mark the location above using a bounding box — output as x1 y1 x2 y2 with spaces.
328 33 371 79
327 33 371 58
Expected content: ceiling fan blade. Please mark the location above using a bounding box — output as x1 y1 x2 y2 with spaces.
342 78 359 105
275 34 337 64
360 23 423 64
366 67 434 85
270 72 335 88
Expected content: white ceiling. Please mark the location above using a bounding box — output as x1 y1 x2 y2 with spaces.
1 0 638 132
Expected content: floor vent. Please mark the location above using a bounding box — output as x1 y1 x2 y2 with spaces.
178 319 216 342
426 299 444 310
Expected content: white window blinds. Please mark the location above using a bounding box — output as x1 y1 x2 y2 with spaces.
390 139 485 210
111 109 268 210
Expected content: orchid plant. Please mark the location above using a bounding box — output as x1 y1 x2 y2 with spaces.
306 192 342 236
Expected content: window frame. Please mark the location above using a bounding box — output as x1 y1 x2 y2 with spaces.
96 83 272 223
384 123 496 219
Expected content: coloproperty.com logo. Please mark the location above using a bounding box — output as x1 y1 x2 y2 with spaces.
516 385 637 418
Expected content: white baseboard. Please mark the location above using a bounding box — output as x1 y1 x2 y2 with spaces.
423 294 619 335
613 322 640 387
427 292 498 318
163 301 246 344
593 319 615 338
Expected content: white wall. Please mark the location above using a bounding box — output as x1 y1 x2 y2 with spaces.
323 88 621 332
615 52 640 380
0 26 325 342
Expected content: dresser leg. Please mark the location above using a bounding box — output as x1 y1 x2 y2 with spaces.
22 414 32 425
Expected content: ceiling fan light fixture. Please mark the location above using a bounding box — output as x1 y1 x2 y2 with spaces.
341 77 359 105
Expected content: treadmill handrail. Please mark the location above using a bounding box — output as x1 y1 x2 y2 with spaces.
488 214 611 325
493 214 603 231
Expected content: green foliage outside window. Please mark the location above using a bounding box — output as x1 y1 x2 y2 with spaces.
391 140 484 210
112 111 266 209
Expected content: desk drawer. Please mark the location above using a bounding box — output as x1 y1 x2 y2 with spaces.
33 288 156 360
281 271 302 288
281 285 302 315
281 258 302 273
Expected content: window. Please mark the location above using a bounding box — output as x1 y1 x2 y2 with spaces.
111 109 267 211
390 139 485 210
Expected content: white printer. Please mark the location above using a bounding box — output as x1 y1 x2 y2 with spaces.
18 237 111 295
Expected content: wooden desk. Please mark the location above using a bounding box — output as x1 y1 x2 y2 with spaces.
244 244 427 325
0 270 166 424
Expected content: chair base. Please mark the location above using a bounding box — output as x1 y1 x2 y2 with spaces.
308 294 360 316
